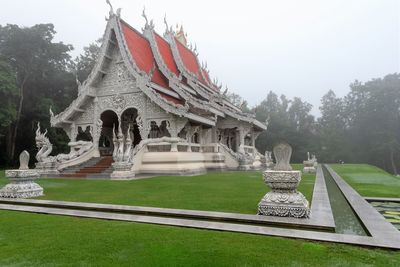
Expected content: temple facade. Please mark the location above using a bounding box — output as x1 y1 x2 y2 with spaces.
35 7 267 179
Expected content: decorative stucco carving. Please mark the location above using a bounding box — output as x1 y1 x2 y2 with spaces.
258 143 310 218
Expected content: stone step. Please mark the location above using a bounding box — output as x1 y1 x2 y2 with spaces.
59 156 114 178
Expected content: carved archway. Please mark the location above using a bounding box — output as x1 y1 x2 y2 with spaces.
99 110 119 156
121 108 141 147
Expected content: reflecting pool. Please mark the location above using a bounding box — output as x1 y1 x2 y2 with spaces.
323 167 368 236
370 201 400 231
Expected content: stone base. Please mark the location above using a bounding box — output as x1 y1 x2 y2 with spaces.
258 191 310 218
265 162 275 170
252 160 262 170
35 162 59 176
0 181 44 198
1 169 43 199
111 162 135 179
238 164 253 171
303 166 316 173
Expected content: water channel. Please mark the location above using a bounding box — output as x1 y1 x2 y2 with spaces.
322 166 368 236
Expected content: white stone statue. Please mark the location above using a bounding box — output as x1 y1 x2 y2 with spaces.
258 142 310 218
273 143 292 171
19 150 29 170
303 151 316 173
0 150 43 198
35 122 54 163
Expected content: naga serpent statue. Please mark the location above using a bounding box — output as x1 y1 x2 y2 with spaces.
35 122 54 163
35 122 94 164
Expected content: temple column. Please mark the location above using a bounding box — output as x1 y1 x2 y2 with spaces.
251 130 256 156
166 120 178 152
211 127 217 143
235 130 240 152
186 125 192 152
238 126 245 154
199 127 203 153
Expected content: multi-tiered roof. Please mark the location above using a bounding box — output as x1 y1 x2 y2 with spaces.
51 8 266 130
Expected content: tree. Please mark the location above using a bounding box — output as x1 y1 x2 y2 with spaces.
254 91 316 162
0 59 18 164
226 91 251 112
0 23 74 162
317 90 350 163
74 39 101 82
345 74 400 174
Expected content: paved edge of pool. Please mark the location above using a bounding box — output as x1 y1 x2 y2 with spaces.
325 164 400 248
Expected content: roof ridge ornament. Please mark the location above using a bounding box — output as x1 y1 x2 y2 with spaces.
116 8 122 17
142 7 149 27
223 86 228 96
142 7 154 30
164 14 170 34
49 106 54 118
106 0 114 19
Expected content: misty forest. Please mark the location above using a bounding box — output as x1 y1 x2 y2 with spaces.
0 23 399 174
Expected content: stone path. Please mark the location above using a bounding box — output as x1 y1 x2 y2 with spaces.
308 165 335 229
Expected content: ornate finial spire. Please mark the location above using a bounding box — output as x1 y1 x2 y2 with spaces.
49 106 54 118
106 0 114 17
164 14 169 33
142 6 149 26
116 8 122 17
223 86 228 96
175 24 188 47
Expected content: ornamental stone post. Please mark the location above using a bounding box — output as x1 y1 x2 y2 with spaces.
258 142 310 218
0 151 44 198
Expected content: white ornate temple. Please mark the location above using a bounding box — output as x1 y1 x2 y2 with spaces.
35 6 267 179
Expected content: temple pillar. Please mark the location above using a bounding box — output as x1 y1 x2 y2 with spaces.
251 130 256 156
211 127 217 143
166 120 178 152
238 127 245 154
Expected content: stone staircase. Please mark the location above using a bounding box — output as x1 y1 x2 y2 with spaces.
59 156 114 178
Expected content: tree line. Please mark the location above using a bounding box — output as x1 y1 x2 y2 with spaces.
0 23 399 174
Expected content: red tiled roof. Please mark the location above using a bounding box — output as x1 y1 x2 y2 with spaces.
121 21 183 105
175 37 207 84
121 21 154 73
155 33 180 76
156 91 184 105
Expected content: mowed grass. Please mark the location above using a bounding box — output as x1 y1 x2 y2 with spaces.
0 210 399 267
330 164 400 198
0 165 315 214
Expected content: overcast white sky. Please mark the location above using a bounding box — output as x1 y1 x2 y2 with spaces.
1 0 399 115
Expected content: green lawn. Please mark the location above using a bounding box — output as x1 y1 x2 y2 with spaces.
1 166 400 265
0 165 315 214
0 210 399 267
330 164 400 198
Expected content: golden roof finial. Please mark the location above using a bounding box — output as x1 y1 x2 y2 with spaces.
175 24 188 47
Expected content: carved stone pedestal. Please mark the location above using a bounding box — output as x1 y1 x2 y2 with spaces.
110 162 135 179
0 169 43 198
238 155 252 171
303 160 316 173
265 161 275 170
35 162 60 175
258 170 310 218
252 155 262 170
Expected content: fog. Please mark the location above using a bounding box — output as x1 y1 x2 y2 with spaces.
1 0 399 114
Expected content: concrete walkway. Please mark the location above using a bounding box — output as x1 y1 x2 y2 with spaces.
325 165 400 246
365 197 400 203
